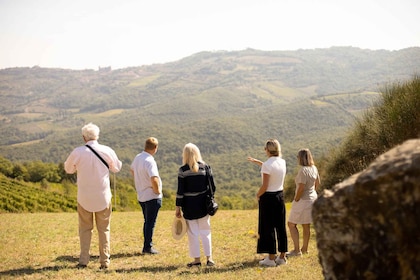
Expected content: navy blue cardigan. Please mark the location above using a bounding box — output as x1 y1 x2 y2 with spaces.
176 162 216 220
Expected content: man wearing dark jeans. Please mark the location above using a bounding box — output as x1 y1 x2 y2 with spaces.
139 198 162 253
131 137 162 254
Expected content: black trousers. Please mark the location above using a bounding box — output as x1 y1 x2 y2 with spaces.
257 191 288 254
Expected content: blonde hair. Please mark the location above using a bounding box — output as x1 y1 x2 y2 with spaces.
145 137 158 150
182 143 203 172
297 148 315 166
82 123 100 141
265 139 281 157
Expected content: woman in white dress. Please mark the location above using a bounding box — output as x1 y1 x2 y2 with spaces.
287 148 320 257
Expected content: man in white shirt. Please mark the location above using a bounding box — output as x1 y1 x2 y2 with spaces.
64 123 122 270
131 137 162 254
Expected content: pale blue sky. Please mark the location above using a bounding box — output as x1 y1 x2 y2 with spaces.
1 0 419 70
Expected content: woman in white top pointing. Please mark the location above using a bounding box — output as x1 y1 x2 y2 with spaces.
248 139 288 267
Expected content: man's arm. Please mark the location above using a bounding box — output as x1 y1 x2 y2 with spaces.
64 152 76 174
151 176 161 194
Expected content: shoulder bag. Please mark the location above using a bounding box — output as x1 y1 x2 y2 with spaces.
204 164 218 216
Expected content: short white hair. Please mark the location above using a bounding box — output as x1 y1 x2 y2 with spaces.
82 123 100 141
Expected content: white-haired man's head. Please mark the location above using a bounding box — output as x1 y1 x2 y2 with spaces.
82 123 100 141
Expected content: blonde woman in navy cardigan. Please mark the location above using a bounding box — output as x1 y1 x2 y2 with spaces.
175 143 216 267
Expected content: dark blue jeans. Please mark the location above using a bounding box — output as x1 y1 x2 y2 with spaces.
139 198 162 250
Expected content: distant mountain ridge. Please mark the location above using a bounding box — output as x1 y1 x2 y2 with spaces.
2 47 419 114
0 47 419 199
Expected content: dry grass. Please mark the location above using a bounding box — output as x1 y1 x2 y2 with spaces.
0 209 323 280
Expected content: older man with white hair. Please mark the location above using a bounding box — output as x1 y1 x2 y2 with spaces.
64 123 122 270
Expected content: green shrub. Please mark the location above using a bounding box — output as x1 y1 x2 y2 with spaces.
321 75 420 188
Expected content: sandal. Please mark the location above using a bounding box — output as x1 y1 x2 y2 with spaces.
187 262 201 267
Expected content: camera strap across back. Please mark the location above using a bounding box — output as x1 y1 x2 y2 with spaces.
85 144 109 169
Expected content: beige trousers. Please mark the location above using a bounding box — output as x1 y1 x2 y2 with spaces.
78 203 112 266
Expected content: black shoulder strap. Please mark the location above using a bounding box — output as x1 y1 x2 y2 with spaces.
85 145 109 169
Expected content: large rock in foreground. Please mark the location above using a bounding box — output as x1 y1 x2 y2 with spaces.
313 139 420 280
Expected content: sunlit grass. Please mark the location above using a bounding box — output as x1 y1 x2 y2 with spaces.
76 109 126 121
10 139 44 147
94 109 126 117
0 209 323 279
127 74 161 87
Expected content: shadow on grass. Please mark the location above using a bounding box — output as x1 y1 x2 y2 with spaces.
114 265 179 274
55 251 144 263
113 260 258 275
0 265 68 278
0 253 258 277
0 252 141 277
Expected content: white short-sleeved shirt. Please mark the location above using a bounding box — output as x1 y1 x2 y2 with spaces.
261 156 286 192
131 151 162 202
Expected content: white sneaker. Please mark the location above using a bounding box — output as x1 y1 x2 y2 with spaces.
275 256 287 266
259 257 276 267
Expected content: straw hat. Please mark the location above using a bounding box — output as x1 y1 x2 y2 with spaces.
172 216 187 240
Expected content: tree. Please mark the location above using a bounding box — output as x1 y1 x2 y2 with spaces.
12 163 28 181
0 156 13 177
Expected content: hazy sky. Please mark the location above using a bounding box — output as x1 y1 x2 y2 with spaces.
1 0 419 70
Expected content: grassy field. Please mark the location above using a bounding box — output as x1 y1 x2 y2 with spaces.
0 209 324 280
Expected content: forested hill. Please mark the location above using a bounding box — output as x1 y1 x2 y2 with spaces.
0 46 419 205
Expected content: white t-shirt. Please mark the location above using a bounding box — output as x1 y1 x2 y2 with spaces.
131 151 162 202
261 156 286 192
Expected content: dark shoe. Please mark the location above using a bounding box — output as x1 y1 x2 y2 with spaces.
206 260 215 267
142 247 159 254
187 262 201 267
76 263 87 269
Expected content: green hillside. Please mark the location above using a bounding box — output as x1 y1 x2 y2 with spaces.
0 47 419 212
0 173 76 212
